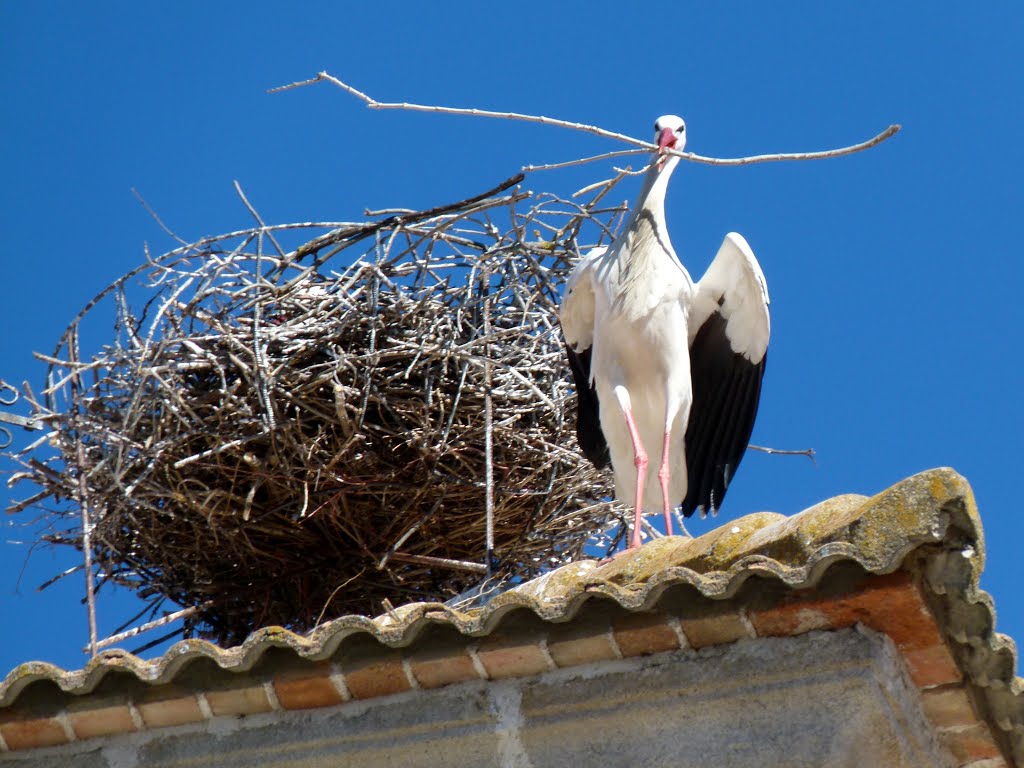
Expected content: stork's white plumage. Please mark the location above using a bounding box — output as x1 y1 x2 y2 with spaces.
560 115 770 550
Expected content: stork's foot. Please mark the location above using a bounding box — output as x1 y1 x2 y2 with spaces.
599 542 642 565
628 501 645 550
599 550 631 565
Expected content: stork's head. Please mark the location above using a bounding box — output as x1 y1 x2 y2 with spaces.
653 115 686 168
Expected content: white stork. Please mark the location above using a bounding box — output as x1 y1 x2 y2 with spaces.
560 115 770 549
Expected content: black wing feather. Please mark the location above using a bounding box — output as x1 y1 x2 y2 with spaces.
682 311 767 517
692 359 747 515
565 344 610 469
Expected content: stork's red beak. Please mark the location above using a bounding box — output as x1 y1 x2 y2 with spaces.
657 127 677 152
656 127 678 169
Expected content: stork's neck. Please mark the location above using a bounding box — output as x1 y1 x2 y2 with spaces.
627 155 678 236
603 153 689 317
615 153 682 274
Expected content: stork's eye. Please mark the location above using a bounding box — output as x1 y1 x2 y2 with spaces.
677 125 685 133
653 122 659 133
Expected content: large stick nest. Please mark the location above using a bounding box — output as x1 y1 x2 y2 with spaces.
6 173 634 646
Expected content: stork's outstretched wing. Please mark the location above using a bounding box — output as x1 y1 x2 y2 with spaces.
565 345 609 468
682 233 770 517
560 248 610 468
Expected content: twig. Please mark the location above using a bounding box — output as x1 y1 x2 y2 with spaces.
525 148 648 173
388 552 489 575
749 444 817 464
482 262 495 574
130 627 187 657
275 71 901 169
364 207 416 216
676 125 902 166
273 72 646 147
314 570 366 628
237 181 277 431
291 173 526 260
377 495 446 570
233 180 285 257
0 410 42 431
173 434 265 468
131 188 188 245
573 168 634 199
68 328 98 657
90 601 214 652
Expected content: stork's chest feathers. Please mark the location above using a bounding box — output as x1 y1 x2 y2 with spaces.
598 237 690 320
629 210 679 264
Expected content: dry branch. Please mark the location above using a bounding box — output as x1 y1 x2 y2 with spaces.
273 71 900 171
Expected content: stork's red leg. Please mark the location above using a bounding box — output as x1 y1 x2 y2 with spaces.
621 405 648 550
657 429 674 536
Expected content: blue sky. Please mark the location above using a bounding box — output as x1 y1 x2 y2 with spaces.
1 3 1021 675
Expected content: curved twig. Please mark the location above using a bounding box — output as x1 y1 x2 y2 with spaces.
676 125 901 166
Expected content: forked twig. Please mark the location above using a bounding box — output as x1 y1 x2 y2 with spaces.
272 71 901 171
749 444 817 464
